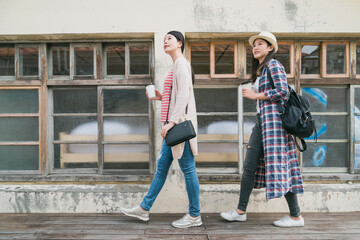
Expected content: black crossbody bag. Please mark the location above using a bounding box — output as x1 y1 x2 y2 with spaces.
164 87 196 147
265 66 317 152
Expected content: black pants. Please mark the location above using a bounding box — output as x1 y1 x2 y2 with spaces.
237 115 301 217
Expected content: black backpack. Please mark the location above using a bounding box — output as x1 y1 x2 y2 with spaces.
265 66 317 152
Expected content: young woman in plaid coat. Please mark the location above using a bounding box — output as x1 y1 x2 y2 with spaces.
220 31 305 227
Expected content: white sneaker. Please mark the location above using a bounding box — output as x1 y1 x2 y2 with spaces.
220 210 247 222
172 214 203 228
120 206 149 221
273 215 305 227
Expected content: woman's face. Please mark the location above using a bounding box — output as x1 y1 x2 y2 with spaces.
252 38 273 63
163 34 182 54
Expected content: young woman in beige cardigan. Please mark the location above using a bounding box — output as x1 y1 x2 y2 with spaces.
121 31 201 229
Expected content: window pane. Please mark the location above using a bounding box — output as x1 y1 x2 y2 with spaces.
301 87 347 112
53 89 97 113
326 44 346 74
245 45 252 75
215 43 234 74
19 47 38 76
198 115 237 135
356 115 360 141
355 144 360 169
308 115 348 140
302 143 348 168
129 43 149 75
104 144 149 170
54 143 98 169
0 89 38 113
54 116 97 141
191 45 210 75
0 45 15 76
106 44 125 75
195 88 237 112
52 45 69 75
103 89 148 114
103 117 149 139
0 118 38 142
301 45 320 74
243 97 256 112
197 142 238 169
274 44 291 74
355 88 360 114
0 146 39 170
357 45 360 74
74 47 94 76
243 116 257 142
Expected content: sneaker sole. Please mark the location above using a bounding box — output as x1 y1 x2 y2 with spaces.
171 222 203 229
120 209 149 221
273 223 304 227
220 214 246 222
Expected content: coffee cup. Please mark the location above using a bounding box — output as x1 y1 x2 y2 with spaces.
146 84 156 98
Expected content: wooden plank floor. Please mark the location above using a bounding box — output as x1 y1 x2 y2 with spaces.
0 212 359 239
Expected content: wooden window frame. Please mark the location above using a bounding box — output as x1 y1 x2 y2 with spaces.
48 43 70 80
211 41 238 78
187 42 211 79
0 86 41 175
300 42 321 79
70 43 97 80
322 41 350 78
276 41 295 79
16 44 41 80
0 44 16 81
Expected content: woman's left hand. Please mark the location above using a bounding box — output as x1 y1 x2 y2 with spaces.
161 122 175 138
242 88 257 100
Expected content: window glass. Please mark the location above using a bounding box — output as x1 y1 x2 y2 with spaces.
106 44 125 75
0 146 39 170
301 87 347 112
0 118 39 142
355 88 360 114
103 117 149 139
191 45 210 75
301 45 320 74
302 143 348 168
310 115 348 140
198 115 237 135
355 88 360 141
0 45 15 76
19 47 38 76
243 116 257 142
53 89 97 113
52 45 70 75
243 97 256 112
74 47 94 76
54 143 98 169
326 44 346 74
195 88 237 112
355 144 360 169
214 43 235 74
54 116 98 141
129 43 149 75
197 142 238 169
103 89 148 114
0 89 38 113
245 45 252 75
274 44 291 74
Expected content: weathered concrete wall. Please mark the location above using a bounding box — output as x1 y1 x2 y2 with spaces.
1 181 360 213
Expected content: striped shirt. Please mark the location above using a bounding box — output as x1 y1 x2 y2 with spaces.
161 69 174 123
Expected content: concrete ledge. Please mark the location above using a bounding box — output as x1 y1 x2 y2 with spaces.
1 183 359 213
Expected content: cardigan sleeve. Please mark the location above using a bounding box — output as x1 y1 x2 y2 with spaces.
263 60 289 102
169 58 191 124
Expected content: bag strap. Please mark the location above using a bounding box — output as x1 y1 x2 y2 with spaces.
293 136 307 152
165 84 188 124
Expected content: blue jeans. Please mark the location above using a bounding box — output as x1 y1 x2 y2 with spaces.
140 140 200 217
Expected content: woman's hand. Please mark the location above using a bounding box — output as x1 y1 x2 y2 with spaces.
242 89 267 100
161 122 175 138
146 89 162 101
242 88 257 100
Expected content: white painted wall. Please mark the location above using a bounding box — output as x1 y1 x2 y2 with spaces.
0 0 360 213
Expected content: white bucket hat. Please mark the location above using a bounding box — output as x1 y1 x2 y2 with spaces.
249 31 278 53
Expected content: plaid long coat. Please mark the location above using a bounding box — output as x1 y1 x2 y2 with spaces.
253 58 304 200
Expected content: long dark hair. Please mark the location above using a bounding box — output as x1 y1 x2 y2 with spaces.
250 39 275 83
167 30 195 84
